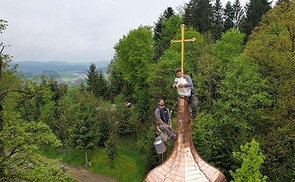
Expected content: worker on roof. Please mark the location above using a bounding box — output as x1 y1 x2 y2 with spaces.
155 98 176 146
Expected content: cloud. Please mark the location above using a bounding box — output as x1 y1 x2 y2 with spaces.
1 0 248 62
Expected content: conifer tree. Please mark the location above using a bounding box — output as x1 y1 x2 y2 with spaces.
240 0 272 40
232 0 244 29
224 1 235 32
97 69 108 98
183 0 213 34
224 0 244 33
153 7 175 61
68 91 100 166
105 133 118 168
86 63 99 96
212 0 224 40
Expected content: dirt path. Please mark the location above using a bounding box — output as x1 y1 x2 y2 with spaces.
58 161 118 182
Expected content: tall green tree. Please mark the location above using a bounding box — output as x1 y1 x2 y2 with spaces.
153 7 175 61
97 69 108 98
224 1 235 32
37 76 67 135
0 20 22 178
1 118 68 181
232 0 244 29
111 26 154 121
16 76 53 122
157 15 182 60
86 64 108 98
210 56 270 176
195 28 245 112
105 133 118 168
183 0 213 34
192 29 271 179
148 27 205 108
107 59 131 100
240 0 272 41
86 63 99 95
67 90 100 165
212 28 245 62
244 1 295 180
230 139 267 182
0 20 68 181
212 0 224 40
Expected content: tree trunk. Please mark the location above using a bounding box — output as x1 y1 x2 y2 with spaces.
84 150 88 166
0 55 5 179
0 105 4 179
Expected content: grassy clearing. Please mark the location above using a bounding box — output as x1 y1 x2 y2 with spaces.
44 138 145 182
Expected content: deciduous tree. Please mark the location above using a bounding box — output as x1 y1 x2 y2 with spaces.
244 1 295 180
230 139 267 182
111 26 154 121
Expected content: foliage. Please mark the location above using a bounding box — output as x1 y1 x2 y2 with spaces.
192 27 272 179
147 27 205 111
240 0 272 41
212 0 224 40
94 100 112 146
153 7 176 61
1 112 68 181
244 1 295 180
111 26 154 121
194 52 219 112
212 28 245 62
2 2 295 181
183 0 213 34
112 95 136 136
230 139 267 182
86 63 108 98
139 124 160 173
224 0 244 32
105 133 118 168
1 22 68 181
67 90 100 165
197 29 245 113
212 56 271 175
192 113 215 160
0 19 8 34
45 139 146 182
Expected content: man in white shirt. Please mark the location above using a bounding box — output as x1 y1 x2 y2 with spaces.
173 68 198 121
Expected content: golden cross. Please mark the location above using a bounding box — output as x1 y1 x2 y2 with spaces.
171 24 196 75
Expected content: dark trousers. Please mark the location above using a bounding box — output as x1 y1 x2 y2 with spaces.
188 94 198 119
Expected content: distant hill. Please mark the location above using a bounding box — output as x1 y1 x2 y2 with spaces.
9 61 110 84
11 61 110 75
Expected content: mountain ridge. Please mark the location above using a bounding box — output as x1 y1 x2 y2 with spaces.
11 61 110 75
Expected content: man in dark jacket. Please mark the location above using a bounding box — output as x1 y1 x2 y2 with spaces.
155 98 176 146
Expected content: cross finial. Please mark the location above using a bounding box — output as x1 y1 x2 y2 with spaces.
171 24 196 75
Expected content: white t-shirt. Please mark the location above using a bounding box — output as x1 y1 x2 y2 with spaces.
175 77 191 97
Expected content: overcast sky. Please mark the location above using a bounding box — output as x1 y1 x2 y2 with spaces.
1 0 248 63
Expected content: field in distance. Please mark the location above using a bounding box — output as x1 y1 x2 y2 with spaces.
11 61 109 84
